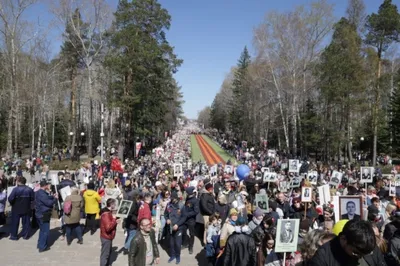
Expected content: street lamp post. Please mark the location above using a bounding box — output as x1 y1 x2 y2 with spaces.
69 132 74 160
80 132 85 161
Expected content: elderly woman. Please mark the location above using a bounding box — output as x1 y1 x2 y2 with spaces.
102 179 122 209
296 229 335 265
64 187 84 245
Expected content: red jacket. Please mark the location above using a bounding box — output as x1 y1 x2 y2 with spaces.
137 202 152 224
100 209 117 240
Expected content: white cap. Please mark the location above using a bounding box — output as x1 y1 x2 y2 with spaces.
155 181 162 187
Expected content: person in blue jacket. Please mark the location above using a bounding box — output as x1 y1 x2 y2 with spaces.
165 192 186 264
35 179 58 252
8 176 34 240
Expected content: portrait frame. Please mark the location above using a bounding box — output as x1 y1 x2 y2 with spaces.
255 194 269 213
301 187 312 202
173 163 183 177
263 172 277 183
339 196 363 221
390 181 396 197
360 167 374 183
307 171 318 185
224 165 233 175
275 219 300 253
329 171 342 187
288 160 299 173
116 200 133 218
289 176 301 188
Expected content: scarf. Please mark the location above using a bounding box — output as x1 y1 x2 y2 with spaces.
252 216 262 226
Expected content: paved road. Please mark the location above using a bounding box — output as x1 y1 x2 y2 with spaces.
0 219 205 266
1 171 205 266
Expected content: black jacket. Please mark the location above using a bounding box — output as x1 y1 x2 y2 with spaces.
387 229 400 265
384 220 400 242
223 232 257 266
184 195 199 224
200 192 215 216
128 229 159 266
125 199 139 230
215 203 229 224
277 201 290 219
308 236 387 266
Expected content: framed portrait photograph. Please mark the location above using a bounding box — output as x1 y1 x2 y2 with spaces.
275 219 300 253
116 200 134 218
329 171 342 187
289 176 301 188
317 184 331 206
263 172 277 183
360 167 374 183
390 181 396 197
261 167 270 173
255 194 269 213
279 181 288 192
288 160 299 173
173 163 183 177
307 171 318 185
301 187 312 202
224 165 233 175
339 196 362 221
209 164 217 177
255 171 263 181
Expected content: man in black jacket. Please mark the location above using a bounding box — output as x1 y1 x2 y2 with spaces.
184 186 199 254
124 194 139 252
128 218 160 266
308 220 386 266
223 222 256 266
200 183 215 245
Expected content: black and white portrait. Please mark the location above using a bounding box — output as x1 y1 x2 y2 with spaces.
339 196 362 221
173 163 183 177
390 181 396 197
288 160 299 173
224 165 233 174
290 177 301 188
360 167 374 183
307 171 318 185
329 171 342 187
263 172 277 183
116 200 133 218
302 187 312 202
275 219 300 253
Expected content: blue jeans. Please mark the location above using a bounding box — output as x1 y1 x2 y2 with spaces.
10 212 31 239
124 229 137 250
170 229 183 258
160 216 166 239
66 223 83 242
37 218 50 251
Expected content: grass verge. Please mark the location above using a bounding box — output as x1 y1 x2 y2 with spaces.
191 135 205 162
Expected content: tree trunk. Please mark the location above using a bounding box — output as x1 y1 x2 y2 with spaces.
37 124 42 156
87 65 93 158
31 110 35 156
70 69 77 158
372 59 381 167
51 111 55 160
107 108 113 158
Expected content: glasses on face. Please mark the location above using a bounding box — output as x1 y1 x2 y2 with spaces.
267 241 274 246
142 223 151 227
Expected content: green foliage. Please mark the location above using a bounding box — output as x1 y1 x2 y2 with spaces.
300 99 323 154
229 46 251 140
365 0 400 58
106 0 183 139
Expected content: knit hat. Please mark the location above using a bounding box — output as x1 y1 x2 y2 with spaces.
229 208 238 216
253 207 264 218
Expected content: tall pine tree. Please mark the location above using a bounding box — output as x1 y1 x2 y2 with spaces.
229 46 251 141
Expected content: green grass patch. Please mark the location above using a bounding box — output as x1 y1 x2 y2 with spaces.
191 135 205 162
201 135 236 163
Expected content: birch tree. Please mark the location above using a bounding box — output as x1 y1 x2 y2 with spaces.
52 0 111 158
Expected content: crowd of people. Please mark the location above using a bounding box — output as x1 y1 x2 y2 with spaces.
0 124 399 266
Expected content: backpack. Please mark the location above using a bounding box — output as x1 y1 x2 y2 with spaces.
63 200 72 215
